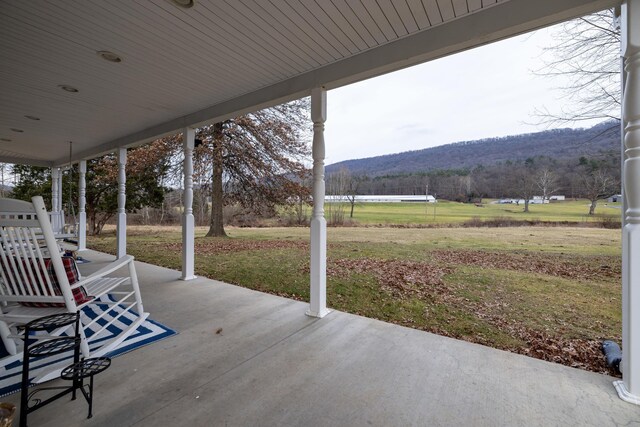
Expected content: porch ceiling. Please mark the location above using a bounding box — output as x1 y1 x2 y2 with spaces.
0 0 619 167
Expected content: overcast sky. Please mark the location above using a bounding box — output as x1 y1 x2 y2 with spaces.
323 23 603 166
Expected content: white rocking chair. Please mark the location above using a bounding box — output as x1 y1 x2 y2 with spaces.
0 196 148 375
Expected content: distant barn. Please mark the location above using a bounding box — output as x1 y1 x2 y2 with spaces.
325 195 436 203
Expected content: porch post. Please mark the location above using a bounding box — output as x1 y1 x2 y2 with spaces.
116 148 127 259
51 167 61 231
51 167 59 213
307 88 330 318
57 168 63 213
616 0 640 405
181 127 196 280
78 160 87 251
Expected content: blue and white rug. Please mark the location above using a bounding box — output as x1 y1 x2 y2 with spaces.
0 297 177 396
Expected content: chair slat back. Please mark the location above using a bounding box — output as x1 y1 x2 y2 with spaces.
0 197 73 305
0 226 52 297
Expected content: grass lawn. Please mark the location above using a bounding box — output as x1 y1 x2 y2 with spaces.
321 198 621 225
90 224 622 375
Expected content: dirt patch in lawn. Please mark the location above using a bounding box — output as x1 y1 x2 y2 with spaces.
432 249 620 281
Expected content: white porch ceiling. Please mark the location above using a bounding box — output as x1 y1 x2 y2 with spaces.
0 0 620 167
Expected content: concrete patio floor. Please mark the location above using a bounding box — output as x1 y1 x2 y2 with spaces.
5 250 640 426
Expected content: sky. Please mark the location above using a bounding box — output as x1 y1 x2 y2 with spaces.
323 23 603 166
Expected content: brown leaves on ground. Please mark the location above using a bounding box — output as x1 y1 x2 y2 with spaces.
327 258 453 301
514 331 610 374
163 239 309 254
432 249 620 281
455 304 615 375
326 254 618 376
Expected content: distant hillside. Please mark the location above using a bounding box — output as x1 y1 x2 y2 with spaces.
326 121 620 177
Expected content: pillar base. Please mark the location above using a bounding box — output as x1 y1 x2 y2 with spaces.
78 212 87 251
305 307 331 318
309 217 327 318
180 275 197 281
182 213 195 280
614 380 640 405
116 212 127 259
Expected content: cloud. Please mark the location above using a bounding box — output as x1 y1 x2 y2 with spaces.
323 23 602 166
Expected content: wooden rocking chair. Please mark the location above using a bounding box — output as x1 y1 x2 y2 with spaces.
0 196 148 375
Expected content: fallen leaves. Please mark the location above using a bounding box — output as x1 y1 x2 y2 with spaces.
162 239 309 254
323 253 619 376
432 249 620 281
326 258 454 301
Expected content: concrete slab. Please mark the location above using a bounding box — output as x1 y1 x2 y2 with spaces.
4 250 639 426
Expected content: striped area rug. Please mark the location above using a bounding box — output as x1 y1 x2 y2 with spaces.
0 297 177 396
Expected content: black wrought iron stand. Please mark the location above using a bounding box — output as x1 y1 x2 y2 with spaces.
18 312 111 426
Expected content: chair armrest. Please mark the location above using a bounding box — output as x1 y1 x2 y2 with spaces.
71 255 135 288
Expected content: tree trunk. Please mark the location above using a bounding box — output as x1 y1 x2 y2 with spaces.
589 199 597 215
88 212 96 236
523 199 530 213
350 201 355 218
206 123 227 237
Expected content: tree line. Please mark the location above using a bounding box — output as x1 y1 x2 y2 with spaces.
328 149 620 216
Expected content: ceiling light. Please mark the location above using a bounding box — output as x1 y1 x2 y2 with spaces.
58 85 79 93
24 115 40 121
10 128 23 133
97 50 122 63
0 138 11 142
170 0 195 8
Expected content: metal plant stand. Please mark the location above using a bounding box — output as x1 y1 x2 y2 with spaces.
19 312 111 426
60 357 111 419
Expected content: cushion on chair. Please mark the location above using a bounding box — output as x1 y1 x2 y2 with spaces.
1 256 91 307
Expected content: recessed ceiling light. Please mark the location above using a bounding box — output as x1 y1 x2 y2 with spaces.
0 138 11 142
24 115 40 121
10 128 24 133
58 85 79 93
170 0 195 8
97 50 122 63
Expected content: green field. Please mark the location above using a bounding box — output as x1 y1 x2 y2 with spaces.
90 224 622 375
322 199 621 225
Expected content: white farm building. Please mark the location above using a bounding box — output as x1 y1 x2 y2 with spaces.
325 195 436 203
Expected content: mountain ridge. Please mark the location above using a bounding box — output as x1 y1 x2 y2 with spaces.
326 121 620 177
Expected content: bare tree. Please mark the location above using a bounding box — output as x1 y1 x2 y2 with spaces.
326 169 348 225
583 169 618 215
536 9 621 125
0 163 10 197
333 168 365 219
510 161 537 213
536 168 560 202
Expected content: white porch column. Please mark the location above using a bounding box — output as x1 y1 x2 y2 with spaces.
51 167 62 232
181 127 196 280
307 88 330 318
116 148 127 259
616 0 640 405
51 167 60 213
77 160 87 251
57 168 63 213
